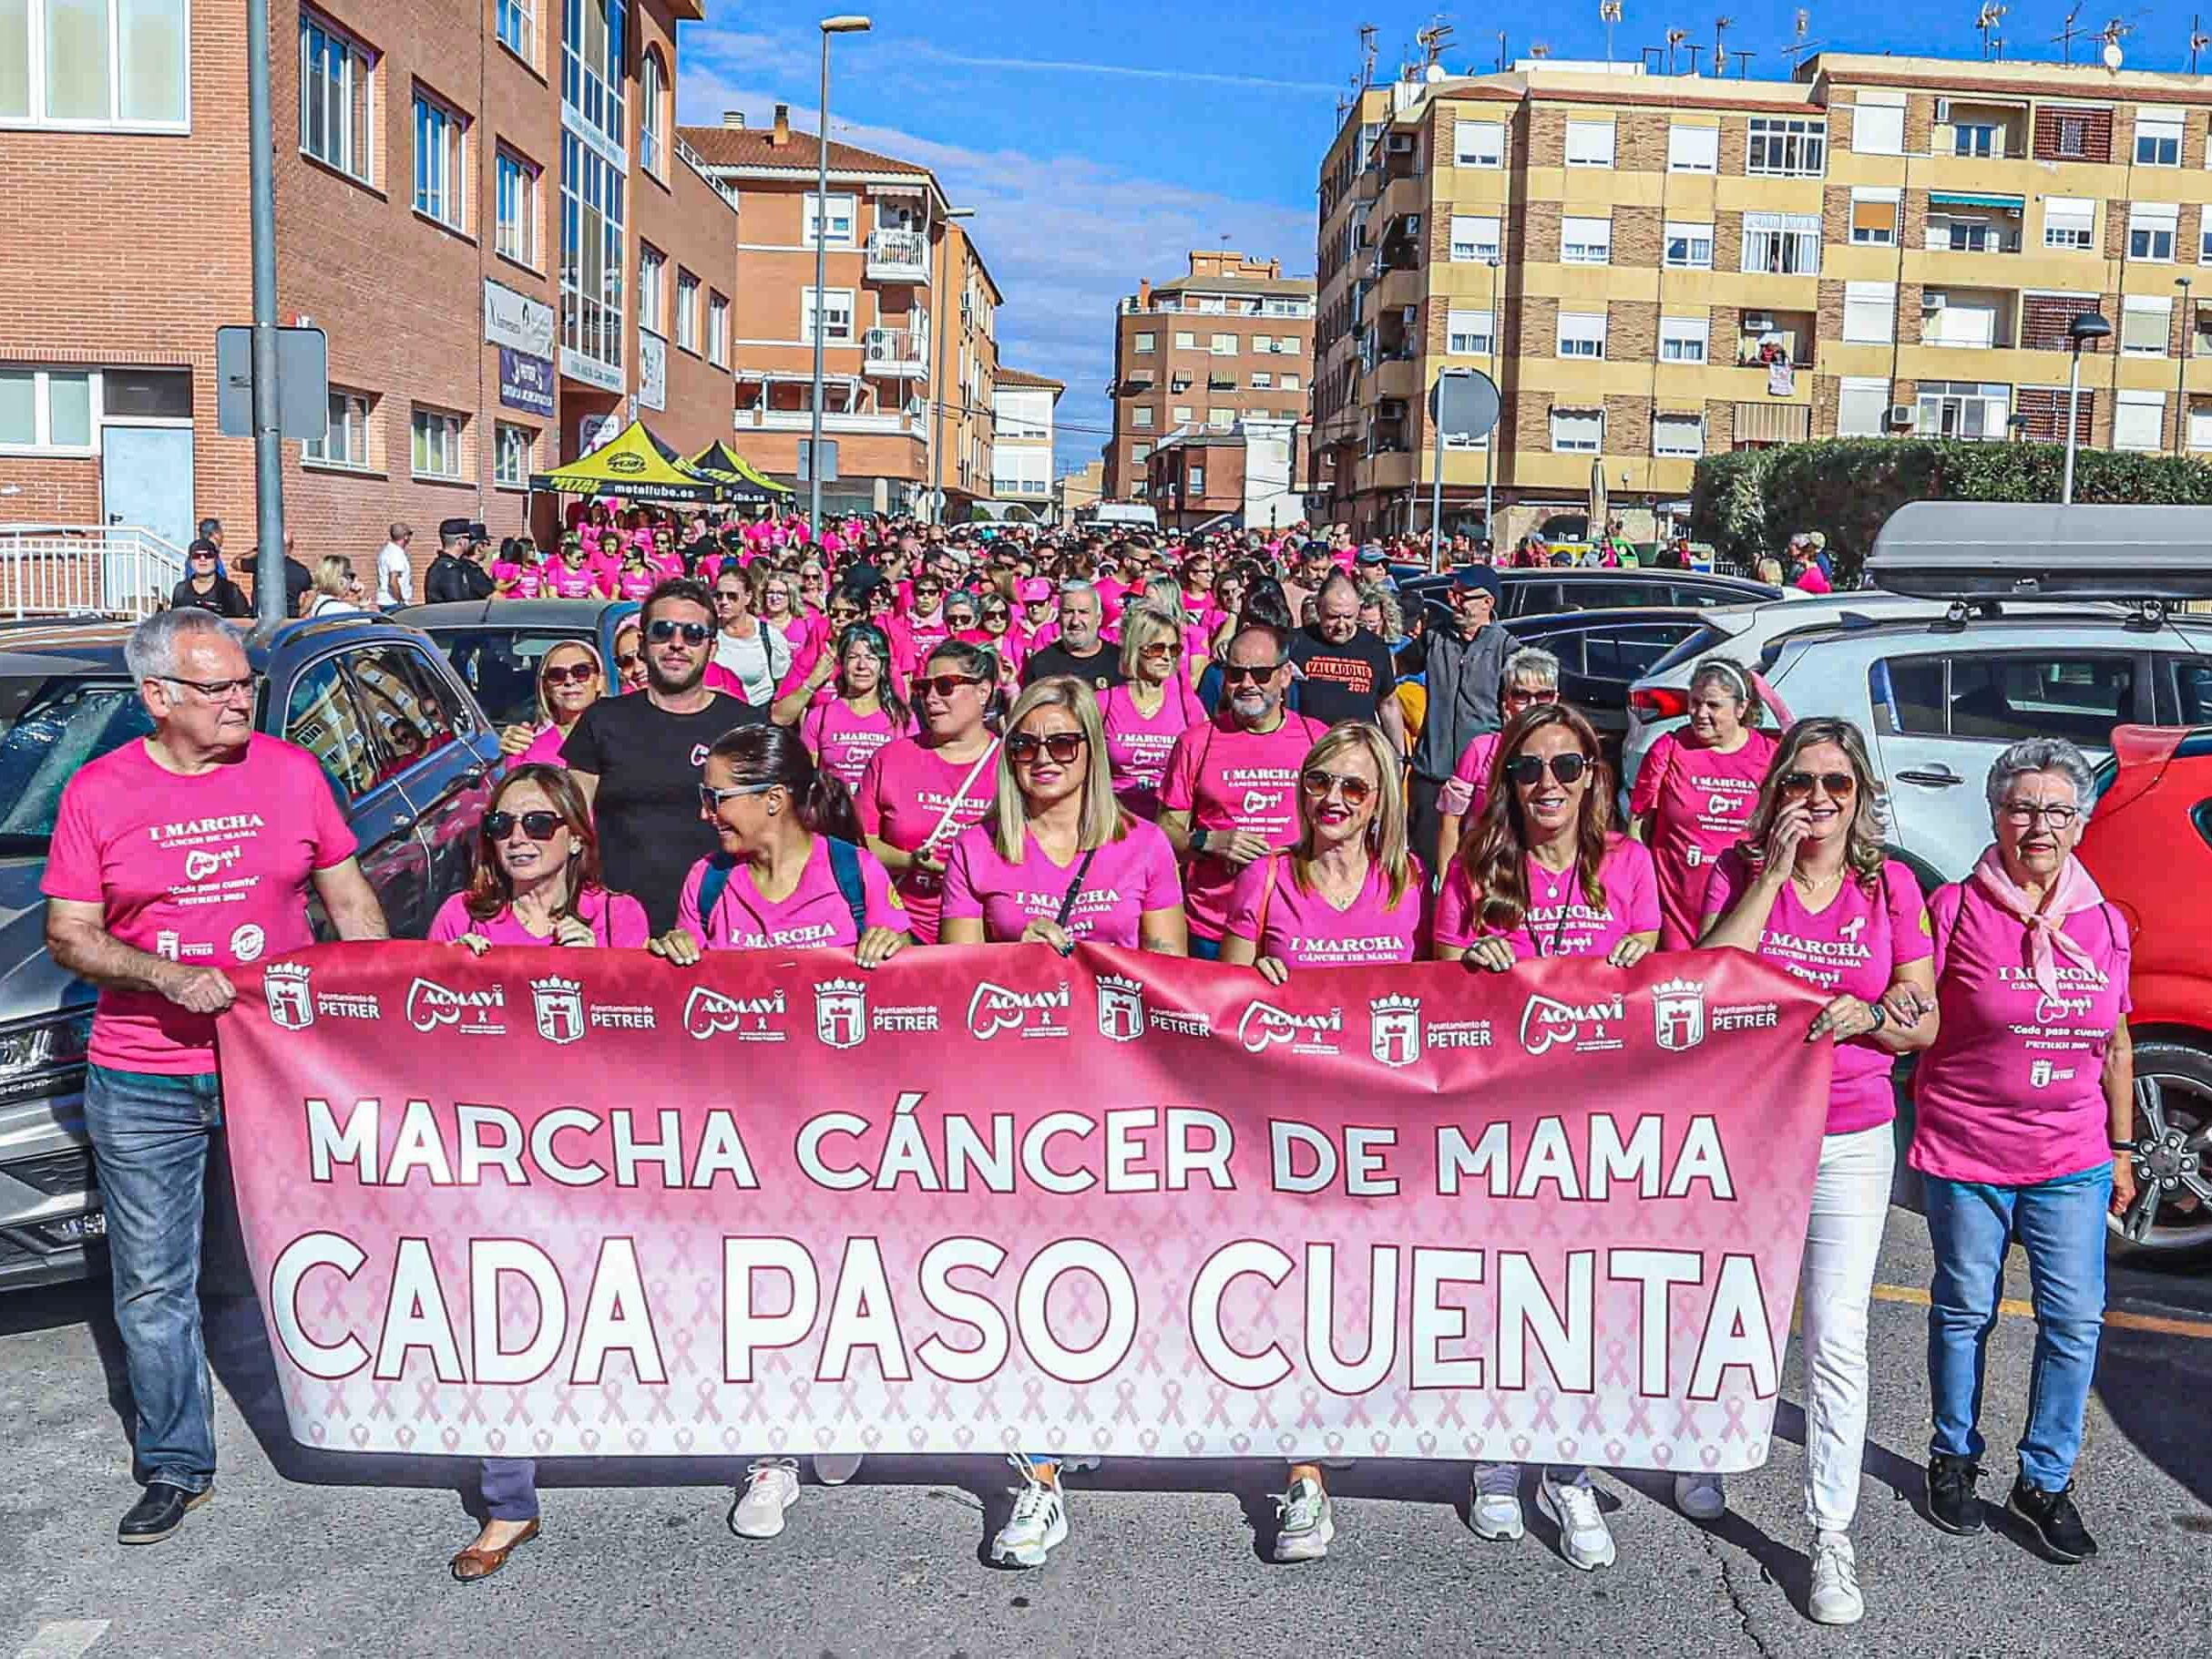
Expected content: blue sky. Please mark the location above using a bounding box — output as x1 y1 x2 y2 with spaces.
675 5 2212 476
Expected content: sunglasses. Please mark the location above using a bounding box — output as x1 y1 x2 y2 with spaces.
1007 731 1087 765
700 781 780 813
647 620 712 644
1502 686 1559 707
1221 661 1286 685
1139 642 1178 661
615 652 643 672
485 810 564 842
1780 770 1857 799
827 609 862 624
540 662 599 687
1301 768 1373 806
916 672 984 698
714 589 746 603
981 606 1009 620
1503 753 1591 788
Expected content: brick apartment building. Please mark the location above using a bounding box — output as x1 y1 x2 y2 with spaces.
1102 251 1315 503
3 0 742 594
681 108 1005 520
1316 52 2212 541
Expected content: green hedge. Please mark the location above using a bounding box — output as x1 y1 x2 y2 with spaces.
1689 438 2212 583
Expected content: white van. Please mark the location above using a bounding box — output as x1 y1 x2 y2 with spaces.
1076 502 1161 534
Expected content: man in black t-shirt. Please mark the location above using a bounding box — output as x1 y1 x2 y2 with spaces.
562 578 762 932
1288 571 1405 747
1020 580 1126 693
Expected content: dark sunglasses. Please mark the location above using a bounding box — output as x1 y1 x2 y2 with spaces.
1504 753 1591 788
540 662 599 687
981 605 1009 620
916 672 984 698
485 810 563 842
647 619 712 644
713 589 746 603
1221 661 1286 685
1780 769 1857 799
615 652 643 671
1008 731 1087 765
1301 768 1373 805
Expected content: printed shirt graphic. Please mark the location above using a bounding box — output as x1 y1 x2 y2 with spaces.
1629 730 1778 949
800 698 907 790
1434 835 1660 962
1101 680 1207 821
1224 852 1424 968
675 835 902 951
1160 712 1330 940
940 816 1183 947
42 734 357 1073
852 737 998 943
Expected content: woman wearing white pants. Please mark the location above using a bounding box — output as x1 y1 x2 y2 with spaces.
1701 718 1939 1625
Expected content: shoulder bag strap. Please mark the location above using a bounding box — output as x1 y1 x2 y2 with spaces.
825 837 869 936
917 741 999 858
694 855 737 935
1054 846 1102 929
1255 852 1282 943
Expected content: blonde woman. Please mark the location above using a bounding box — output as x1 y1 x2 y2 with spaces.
1100 605 1206 821
306 555 362 617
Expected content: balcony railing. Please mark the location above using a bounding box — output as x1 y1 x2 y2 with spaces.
734 406 925 435
865 230 929 282
863 327 928 375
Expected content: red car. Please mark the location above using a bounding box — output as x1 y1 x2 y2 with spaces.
2078 723 2212 1261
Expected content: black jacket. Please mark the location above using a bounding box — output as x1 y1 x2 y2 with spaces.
425 552 495 603
170 577 251 618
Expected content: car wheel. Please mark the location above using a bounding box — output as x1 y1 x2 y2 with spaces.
2108 1038 2212 1264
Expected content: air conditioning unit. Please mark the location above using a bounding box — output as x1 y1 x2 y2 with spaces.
1934 97 1951 123
1387 133 1416 154
1888 405 1915 427
1923 292 1948 311
1746 312 1775 333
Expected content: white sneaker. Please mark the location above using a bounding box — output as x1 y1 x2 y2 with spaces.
730 1459 801 1539
1274 1477 1335 1562
814 1453 862 1485
1538 1469 1616 1571
1807 1530 1864 1625
1674 1472 1726 1521
989 1458 1068 1568
1469 1461 1525 1541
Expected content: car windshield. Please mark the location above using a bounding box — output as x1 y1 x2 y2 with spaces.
1642 623 1741 682
0 676 153 851
425 629 596 730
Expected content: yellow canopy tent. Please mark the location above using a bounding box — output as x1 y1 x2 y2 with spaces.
689 440 792 500
527 420 732 504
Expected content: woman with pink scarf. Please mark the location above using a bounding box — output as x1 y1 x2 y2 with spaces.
1910 737 2135 1568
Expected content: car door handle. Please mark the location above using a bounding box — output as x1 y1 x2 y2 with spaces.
388 812 416 834
1895 767 1964 787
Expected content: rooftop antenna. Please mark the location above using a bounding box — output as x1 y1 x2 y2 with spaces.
1684 40 1706 72
2053 2 2085 62
2193 14 2210 72
1714 14 1733 74
1732 46 1755 74
1665 25 1690 72
1601 0 1623 63
2102 15 2133 69
1974 2 2006 57
1497 28 1509 69
1357 22 1379 89
1530 40 1553 56
1416 15 1456 67
1783 8 1813 69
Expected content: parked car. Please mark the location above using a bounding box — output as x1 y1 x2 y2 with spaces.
2078 723 2212 1262
1399 566 1777 625
0 613 498 1292
394 599 640 734
1502 607 1710 758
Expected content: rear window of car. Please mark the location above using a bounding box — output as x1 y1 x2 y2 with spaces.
1581 621 1708 682
427 628 593 730
1642 623 1738 682
1870 651 2138 746
0 676 151 849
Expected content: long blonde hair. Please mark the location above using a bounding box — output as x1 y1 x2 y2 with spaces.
990 676 1127 859
1290 721 1414 907
1741 716 1889 891
1118 602 1182 681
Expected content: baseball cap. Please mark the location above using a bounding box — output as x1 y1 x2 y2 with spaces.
438 517 471 539
1355 545 1387 566
1017 578 1053 603
1450 564 1503 600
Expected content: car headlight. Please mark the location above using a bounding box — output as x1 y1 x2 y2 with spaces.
0 1009 94 1084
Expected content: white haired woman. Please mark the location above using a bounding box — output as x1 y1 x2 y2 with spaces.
1433 646 1562 875
1912 738 2135 1565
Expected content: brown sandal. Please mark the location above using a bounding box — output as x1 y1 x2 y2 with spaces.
450 1518 540 1582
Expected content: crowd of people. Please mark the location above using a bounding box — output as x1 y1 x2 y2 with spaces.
62 507 2135 1628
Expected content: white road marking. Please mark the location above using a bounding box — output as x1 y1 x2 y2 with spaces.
13 1623 109 1659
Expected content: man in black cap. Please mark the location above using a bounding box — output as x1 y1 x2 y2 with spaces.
1400 563 1512 873
425 518 493 602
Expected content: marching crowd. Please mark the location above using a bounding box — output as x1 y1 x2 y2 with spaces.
48 508 2136 1628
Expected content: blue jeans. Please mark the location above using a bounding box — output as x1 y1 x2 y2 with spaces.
480 1458 539 1521
84 1063 223 1493
1924 1164 2111 1491
1188 934 1223 961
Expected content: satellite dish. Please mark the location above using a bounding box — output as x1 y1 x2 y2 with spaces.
2102 37 2123 67
1425 62 1448 80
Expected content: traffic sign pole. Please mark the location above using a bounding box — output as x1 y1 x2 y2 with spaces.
247 0 288 635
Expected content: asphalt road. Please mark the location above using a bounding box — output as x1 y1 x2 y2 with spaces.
5 1201 2210 1659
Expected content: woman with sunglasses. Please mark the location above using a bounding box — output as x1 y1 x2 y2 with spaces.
710 568 794 709
547 533 600 599
972 589 1028 681
498 640 607 769
491 537 547 599
753 565 811 649
1629 659 1778 949
794 561 830 619
901 572 955 660
1699 718 1938 1624
170 538 251 617
785 623 912 789
609 619 650 694
611 539 658 600
1432 702 1657 1574
1434 647 1562 876
853 640 1001 945
1100 605 1206 821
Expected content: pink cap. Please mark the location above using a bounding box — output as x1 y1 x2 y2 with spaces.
1017 578 1054 603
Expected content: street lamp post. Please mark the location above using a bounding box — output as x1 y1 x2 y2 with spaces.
1484 253 1501 544
2177 276 2194 456
809 15 872 534
2061 312 2112 506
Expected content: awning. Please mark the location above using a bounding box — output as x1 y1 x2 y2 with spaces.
691 440 793 499
1929 191 2023 210
528 419 734 503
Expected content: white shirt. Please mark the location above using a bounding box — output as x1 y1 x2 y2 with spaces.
376 541 414 606
712 622 788 706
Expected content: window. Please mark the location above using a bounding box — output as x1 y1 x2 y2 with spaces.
2114 389 2166 450
1281 373 1301 392
637 243 664 334
1914 380 2010 440
412 91 467 231
1746 116 1826 177
2136 112 2183 167
672 269 699 351
1551 407 1603 453
1130 442 1152 462
707 292 729 366
1849 189 1899 247
1208 408 1234 429
1875 653 2137 747
347 642 462 767
5 0 188 126
1447 308 1495 355
1251 371 1273 388
1210 333 1237 355
1565 119 1615 168
560 133 625 380
2056 116 2088 158
1133 332 1156 353
1667 123 1718 173
1843 282 1895 344
1132 406 1154 429
493 422 533 486
1852 101 1904 155
1742 212 1821 275
1187 466 1205 492
639 47 666 176
300 15 374 181
282 660 383 804
799 286 853 344
1173 330 1197 350
804 192 856 248
1654 414 1705 457
2123 296 2172 357
496 0 534 62
495 150 538 265
1449 214 1500 262
1838 376 1890 436
1557 311 1607 359
2129 202 2179 261
302 391 372 469
411 406 464 479
1172 405 1193 424
1252 333 1273 353
1265 297 1314 317
1562 216 1612 265
1659 315 1708 364
1455 119 1503 168
1953 121 2000 158
0 368 96 451
1664 220 1714 269
102 367 189 418
561 0 624 146
2042 197 2094 251
1924 292 1999 349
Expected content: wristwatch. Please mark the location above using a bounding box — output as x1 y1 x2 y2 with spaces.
1865 1000 1888 1032
1191 827 1212 855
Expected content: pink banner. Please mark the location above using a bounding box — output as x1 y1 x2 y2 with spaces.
217 943 1831 1472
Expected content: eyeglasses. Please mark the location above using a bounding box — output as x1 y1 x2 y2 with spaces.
1780 770 1857 801
1008 731 1087 765
540 662 599 687
485 809 564 842
1503 753 1591 788
1502 686 1559 708
2000 801 2078 828
826 608 862 624
1139 642 1178 661
615 652 643 672
1301 768 1374 806
1220 661 1286 685
700 781 780 813
647 619 712 645
915 672 984 699
981 606 1009 620
713 589 746 604
159 673 259 702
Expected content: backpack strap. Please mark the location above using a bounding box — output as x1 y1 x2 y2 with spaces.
694 854 738 937
824 836 869 937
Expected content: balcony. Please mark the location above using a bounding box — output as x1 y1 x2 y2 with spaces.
865 230 930 283
734 405 925 436
1926 195 2025 256
1937 103 2027 161
1920 289 2014 351
1735 309 1817 371
863 327 928 376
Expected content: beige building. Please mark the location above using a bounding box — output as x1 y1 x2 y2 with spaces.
1315 53 2212 542
990 368 1063 518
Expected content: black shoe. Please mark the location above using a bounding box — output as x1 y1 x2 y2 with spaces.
1925 1453 1986 1535
2007 1477 2098 1563
118 1481 211 1545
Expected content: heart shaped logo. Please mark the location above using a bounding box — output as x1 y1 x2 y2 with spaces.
1229 1433 1251 1454
628 1428 647 1452
908 1425 928 1450
721 1428 743 1453
815 1426 835 1449
860 1425 884 1449
953 1424 976 1450
309 1424 327 1445
1653 1442 1674 1467
486 1429 506 1453
1369 1431 1390 1456
1557 1438 1578 1463
1324 1431 1345 1455
534 1429 554 1454
1461 1434 1487 1458
350 1424 371 1449
1276 1433 1298 1456
1700 1444 1721 1469
394 1425 415 1449
1184 1432 1206 1455
1604 1439 1626 1465
767 1425 789 1450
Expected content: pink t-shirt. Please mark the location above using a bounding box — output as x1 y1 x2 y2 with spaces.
1439 732 1504 822
427 886 650 947
1434 835 1660 962
904 610 954 659
507 720 579 772
674 835 903 950
41 735 357 1074
1702 849 1932 1136
1101 680 1207 821
800 697 905 789
546 561 600 599
852 737 998 943
940 817 1183 948
492 560 545 598
1223 851 1424 968
613 565 657 599
1159 712 1332 941
1629 730 1779 950
1911 879 2131 1185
